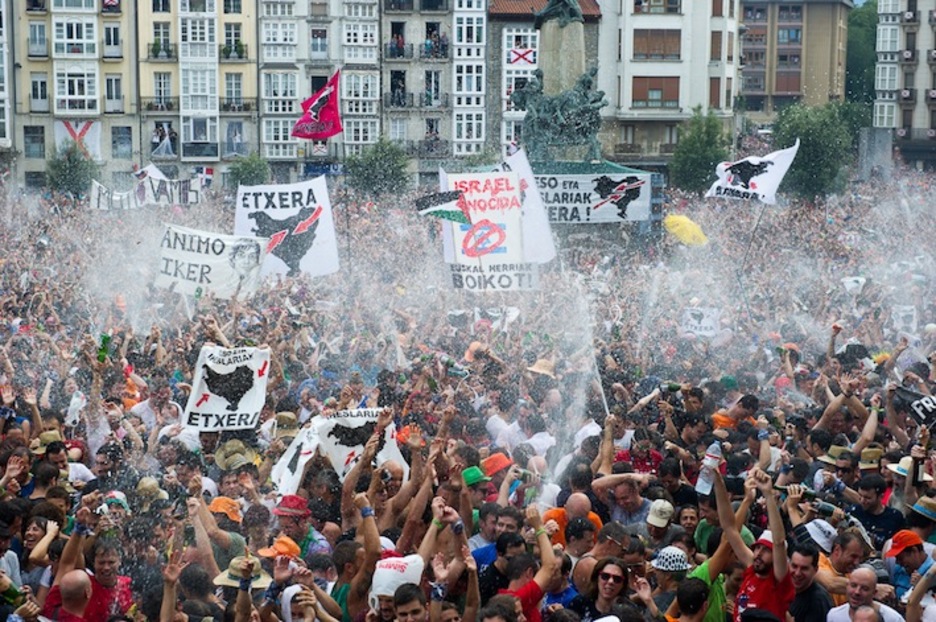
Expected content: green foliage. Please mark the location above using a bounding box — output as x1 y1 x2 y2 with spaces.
846 0 877 103
228 152 271 188
829 100 872 147
773 103 851 199
668 107 729 194
46 140 99 198
344 138 410 197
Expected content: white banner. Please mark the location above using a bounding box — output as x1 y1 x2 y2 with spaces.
681 307 721 338
155 224 267 300
90 177 203 210
234 176 340 278
705 139 799 205
893 305 918 335
54 120 102 161
533 172 651 223
316 409 409 482
501 149 557 262
841 276 866 295
271 427 320 495
183 346 271 431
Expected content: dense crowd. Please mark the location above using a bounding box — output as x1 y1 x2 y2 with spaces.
0 156 934 622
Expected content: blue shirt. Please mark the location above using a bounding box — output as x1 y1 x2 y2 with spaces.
472 542 497 568
894 552 933 599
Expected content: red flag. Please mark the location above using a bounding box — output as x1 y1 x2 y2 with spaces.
292 70 343 141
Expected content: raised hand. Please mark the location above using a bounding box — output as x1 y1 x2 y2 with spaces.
273 555 295 585
431 552 449 583
162 549 189 584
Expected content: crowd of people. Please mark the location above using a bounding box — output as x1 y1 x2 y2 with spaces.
0 156 934 622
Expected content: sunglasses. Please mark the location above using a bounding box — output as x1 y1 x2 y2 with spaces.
599 571 625 585
835 466 854 473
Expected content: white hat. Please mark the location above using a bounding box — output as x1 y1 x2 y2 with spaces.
647 499 675 528
651 546 690 573
804 519 837 554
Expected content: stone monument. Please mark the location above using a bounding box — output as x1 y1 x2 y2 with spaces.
534 0 586 96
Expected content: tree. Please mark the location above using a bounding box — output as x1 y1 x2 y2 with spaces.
46 140 99 199
772 103 851 199
846 0 877 103
227 152 270 189
668 107 729 194
344 138 410 197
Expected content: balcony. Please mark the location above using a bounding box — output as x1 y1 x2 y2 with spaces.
928 49 936 64
26 0 47 12
151 138 179 158
102 0 121 14
900 88 916 104
614 143 642 155
220 98 256 113
142 97 179 113
419 45 449 60
902 10 919 28
103 41 123 60
420 0 449 10
105 97 124 113
149 43 178 61
182 142 219 159
927 89 936 105
900 49 918 64
418 92 449 109
384 43 414 60
930 10 936 26
56 98 98 114
31 99 50 113
28 40 49 58
659 143 677 154
895 128 936 140
302 142 338 159
384 91 415 108
413 139 449 158
220 43 248 61
384 0 414 9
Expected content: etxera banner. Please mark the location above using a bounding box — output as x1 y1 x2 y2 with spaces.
155 224 268 300
534 173 651 223
183 345 271 431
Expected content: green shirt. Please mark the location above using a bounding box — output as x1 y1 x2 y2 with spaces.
693 519 754 554
332 582 351 622
210 531 246 573
688 559 727 622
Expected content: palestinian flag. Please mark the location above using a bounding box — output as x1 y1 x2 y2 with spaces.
415 190 469 224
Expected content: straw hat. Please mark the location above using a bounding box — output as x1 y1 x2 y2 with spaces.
817 445 850 465
215 439 259 472
859 447 884 470
527 358 556 379
213 556 272 589
886 456 934 482
29 430 63 455
908 496 936 522
274 412 300 440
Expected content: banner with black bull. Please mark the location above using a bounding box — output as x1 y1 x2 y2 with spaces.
534 173 651 223
234 176 340 278
183 345 271 431
896 386 936 428
316 409 409 482
271 426 320 495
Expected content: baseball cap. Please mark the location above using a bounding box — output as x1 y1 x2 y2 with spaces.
886 529 924 557
647 499 674 528
754 530 774 550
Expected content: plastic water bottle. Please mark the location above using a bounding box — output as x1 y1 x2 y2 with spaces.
65 391 86 427
695 441 722 495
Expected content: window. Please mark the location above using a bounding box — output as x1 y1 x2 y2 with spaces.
344 3 376 18
104 24 121 52
503 119 522 146
52 0 94 9
263 72 297 114
875 65 897 91
725 77 732 108
876 26 899 53
727 33 734 62
181 67 217 110
55 65 98 112
631 76 679 108
180 18 216 59
454 111 483 141
224 0 241 13
777 5 802 22
112 127 132 159
903 71 914 89
711 0 722 17
343 73 378 115
29 23 47 56
504 28 538 65
31 74 49 112
455 63 484 94
424 70 442 106
777 29 801 44
311 29 328 57
24 126 45 159
153 0 170 11
710 31 721 61
263 119 297 158
181 0 216 11
344 119 378 144
635 0 680 14
225 73 242 101
25 173 46 189
182 116 217 142
745 31 766 46
455 16 484 45
873 102 895 127
263 2 293 16
224 121 246 156
877 0 899 12
53 19 96 56
225 23 241 47
746 50 765 65
155 72 172 100
777 53 800 67
456 0 482 8
504 69 531 111
389 118 407 142
743 74 764 91
775 73 800 93
263 22 297 60
710 77 720 108
105 75 122 111
154 23 171 47
633 29 680 60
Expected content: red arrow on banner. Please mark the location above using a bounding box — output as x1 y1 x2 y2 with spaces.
196 393 210 407
266 229 289 252
258 361 268 377
292 206 323 235
344 450 357 466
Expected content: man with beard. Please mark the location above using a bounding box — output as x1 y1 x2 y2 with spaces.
129 373 182 433
788 542 834 622
716 468 794 622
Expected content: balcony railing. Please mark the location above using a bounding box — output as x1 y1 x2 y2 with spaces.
902 10 919 25
930 10 936 25
220 98 256 112
28 40 49 57
420 0 448 10
895 128 936 140
142 97 179 112
31 99 50 113
659 143 678 154
26 0 47 12
412 139 449 158
102 0 121 13
900 49 918 64
149 43 178 60
105 97 124 113
926 88 936 104
220 44 248 61
385 43 414 59
614 143 642 155
900 88 917 103
927 49 936 64
384 0 414 9
384 91 415 108
103 41 122 59
419 45 449 60
56 98 98 114
418 92 449 108
182 142 219 159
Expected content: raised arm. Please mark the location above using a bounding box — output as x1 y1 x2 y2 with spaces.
347 492 381 618
713 469 753 567
753 468 788 581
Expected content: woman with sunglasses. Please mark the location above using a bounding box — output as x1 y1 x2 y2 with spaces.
569 557 635 622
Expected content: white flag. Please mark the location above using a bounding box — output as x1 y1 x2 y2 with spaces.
502 148 557 264
705 139 799 205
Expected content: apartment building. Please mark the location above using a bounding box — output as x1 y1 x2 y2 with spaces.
0 0 10 152
592 0 742 169
740 0 851 121
874 0 936 168
15 0 137 188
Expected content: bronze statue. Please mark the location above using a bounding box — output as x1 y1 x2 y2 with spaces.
534 0 584 30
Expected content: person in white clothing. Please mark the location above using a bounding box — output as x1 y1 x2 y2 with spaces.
825 567 903 622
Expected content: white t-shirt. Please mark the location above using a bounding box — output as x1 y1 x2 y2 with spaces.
573 420 601 449
130 398 183 434
486 413 510 441
67 462 96 484
826 602 903 622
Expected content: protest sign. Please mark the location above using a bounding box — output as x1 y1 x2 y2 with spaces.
155 224 267 300
234 176 340 278
896 386 936 427
183 345 271 431
533 172 651 223
893 305 918 335
90 177 203 210
705 139 799 204
316 408 409 482
271 427 320 495
681 307 721 338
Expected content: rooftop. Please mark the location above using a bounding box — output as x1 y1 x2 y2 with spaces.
489 0 601 20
